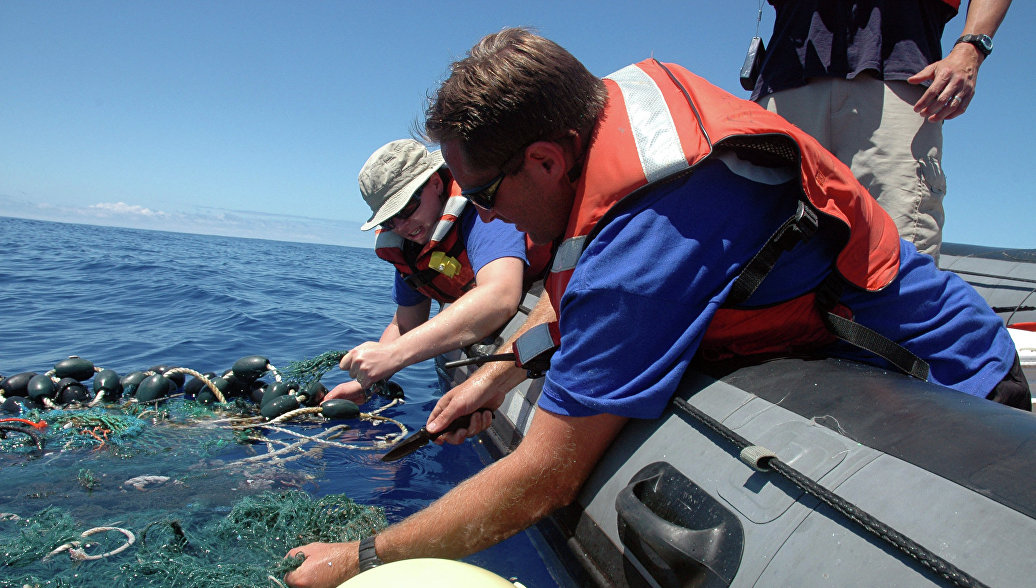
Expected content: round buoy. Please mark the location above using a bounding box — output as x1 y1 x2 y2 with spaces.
148 365 185 388
136 374 175 402
373 380 405 400
299 380 327 406
120 371 148 396
53 357 95 381
2 395 40 414
93 369 123 400
219 372 251 398
27 375 57 401
336 558 517 588
1 372 38 397
261 381 292 407
249 380 267 404
183 372 217 399
320 399 360 420
195 376 232 404
231 355 270 383
56 378 90 404
260 394 299 420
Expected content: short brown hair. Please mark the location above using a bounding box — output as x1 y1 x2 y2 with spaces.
425 27 607 171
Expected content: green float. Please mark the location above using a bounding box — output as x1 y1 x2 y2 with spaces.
231 355 270 383
320 399 360 420
260 381 293 407
136 374 176 402
149 365 185 387
298 380 327 406
120 371 148 396
93 369 123 400
54 357 95 381
0 372 37 397
27 374 56 400
260 394 299 419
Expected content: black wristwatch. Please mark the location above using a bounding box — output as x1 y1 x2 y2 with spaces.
954 34 993 57
358 535 383 572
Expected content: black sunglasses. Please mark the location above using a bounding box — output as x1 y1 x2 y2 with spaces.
460 171 505 210
380 189 423 231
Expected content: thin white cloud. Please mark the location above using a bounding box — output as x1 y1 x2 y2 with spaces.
0 192 372 248
89 201 168 217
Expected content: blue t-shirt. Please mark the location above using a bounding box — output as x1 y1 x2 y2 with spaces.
392 205 528 306
538 154 1015 419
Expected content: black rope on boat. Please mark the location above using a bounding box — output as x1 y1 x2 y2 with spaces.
671 396 990 588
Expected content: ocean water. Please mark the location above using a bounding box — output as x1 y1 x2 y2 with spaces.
0 216 562 585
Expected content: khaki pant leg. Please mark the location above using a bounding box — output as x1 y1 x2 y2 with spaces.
759 78 946 263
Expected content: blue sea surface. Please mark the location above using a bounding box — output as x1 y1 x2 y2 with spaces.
0 216 565 585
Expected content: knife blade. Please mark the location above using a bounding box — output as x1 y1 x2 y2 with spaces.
380 410 493 462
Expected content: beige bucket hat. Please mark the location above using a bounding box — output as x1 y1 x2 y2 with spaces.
358 139 445 231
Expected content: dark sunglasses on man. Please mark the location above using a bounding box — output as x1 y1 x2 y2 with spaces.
460 171 505 210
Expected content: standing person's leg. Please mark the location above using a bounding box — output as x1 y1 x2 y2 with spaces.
761 77 946 263
757 79 835 149
842 77 946 263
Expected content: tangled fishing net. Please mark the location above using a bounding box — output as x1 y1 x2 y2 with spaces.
0 351 407 586
1 491 386 587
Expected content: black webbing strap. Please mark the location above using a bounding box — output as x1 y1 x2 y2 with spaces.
724 199 929 381
726 200 819 306
816 275 930 380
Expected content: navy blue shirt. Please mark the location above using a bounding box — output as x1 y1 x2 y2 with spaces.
751 0 957 101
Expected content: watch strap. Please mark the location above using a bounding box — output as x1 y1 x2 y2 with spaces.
358 534 383 572
954 34 992 57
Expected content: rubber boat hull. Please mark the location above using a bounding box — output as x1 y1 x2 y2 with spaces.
444 243 1036 587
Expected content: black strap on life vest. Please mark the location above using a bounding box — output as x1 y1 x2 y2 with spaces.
726 200 818 306
726 200 930 381
815 275 930 380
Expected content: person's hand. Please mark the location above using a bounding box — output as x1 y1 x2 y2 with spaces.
284 541 357 588
908 43 984 122
339 342 401 389
323 380 367 404
427 375 505 445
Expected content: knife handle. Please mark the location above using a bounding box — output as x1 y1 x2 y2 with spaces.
438 409 494 437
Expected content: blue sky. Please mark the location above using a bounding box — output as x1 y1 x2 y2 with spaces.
1 1 1032 249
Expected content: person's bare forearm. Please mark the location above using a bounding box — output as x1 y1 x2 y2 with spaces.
426 292 557 436
377 410 626 562
959 0 1010 39
392 282 518 366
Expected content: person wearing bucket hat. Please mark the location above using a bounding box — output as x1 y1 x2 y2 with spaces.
324 139 549 404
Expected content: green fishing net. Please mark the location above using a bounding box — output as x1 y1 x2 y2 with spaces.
0 352 405 586
0 491 386 587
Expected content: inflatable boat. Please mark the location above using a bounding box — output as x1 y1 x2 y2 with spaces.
442 243 1036 587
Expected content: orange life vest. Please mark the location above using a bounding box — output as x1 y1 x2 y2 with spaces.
376 178 552 303
375 180 476 303
544 59 902 361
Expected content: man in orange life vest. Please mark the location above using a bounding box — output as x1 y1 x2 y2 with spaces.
284 29 1027 587
324 139 546 404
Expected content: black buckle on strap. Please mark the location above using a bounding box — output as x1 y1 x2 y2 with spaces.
774 201 818 251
